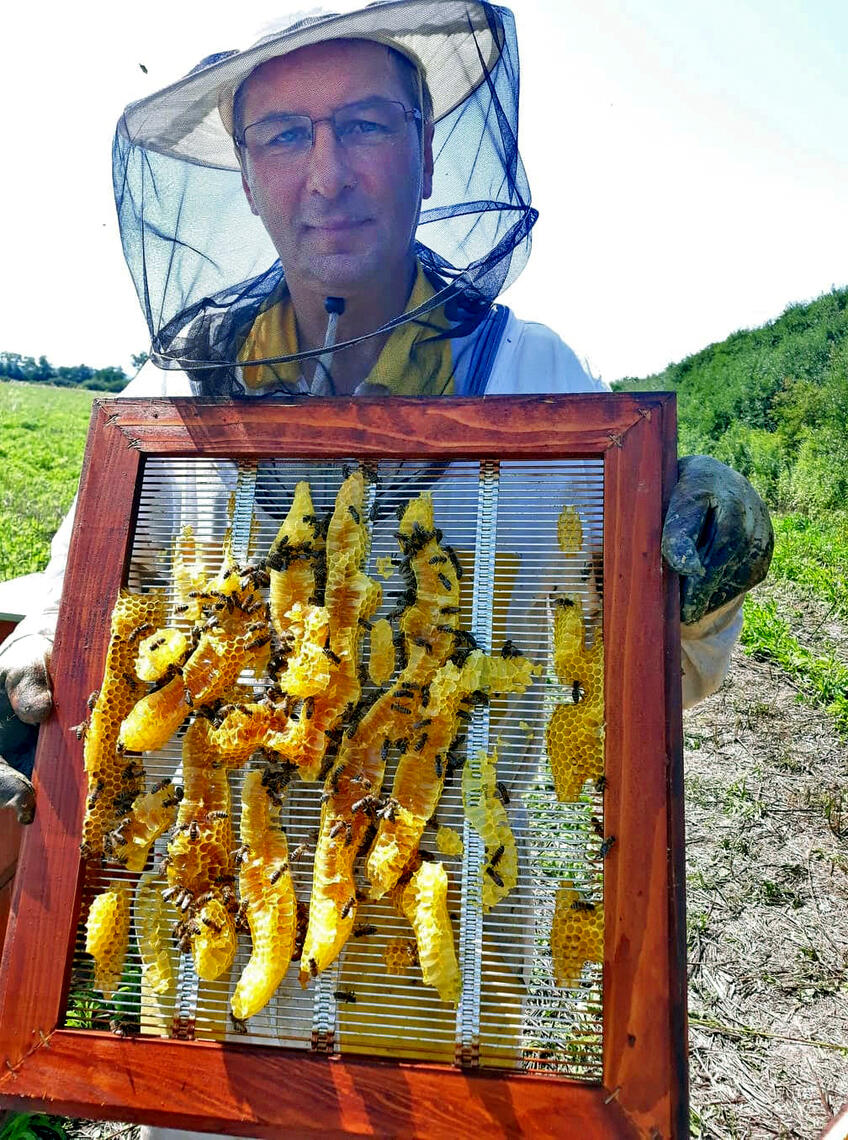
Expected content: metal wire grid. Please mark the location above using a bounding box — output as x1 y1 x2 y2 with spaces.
65 456 605 1077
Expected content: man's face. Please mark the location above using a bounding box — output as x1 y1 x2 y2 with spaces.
237 40 433 300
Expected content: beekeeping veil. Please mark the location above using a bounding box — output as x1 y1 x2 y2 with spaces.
114 1 536 395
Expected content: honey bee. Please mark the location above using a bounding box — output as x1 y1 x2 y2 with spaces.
591 816 604 838
444 545 463 579
150 777 172 794
440 605 461 615
207 810 228 821
128 622 154 644
230 1013 249 1035
437 571 453 591
428 554 448 566
390 703 412 715
308 956 319 978
500 640 522 659
570 899 596 913
599 836 616 858
329 820 345 840
434 755 443 779
596 775 608 793
322 645 341 665
485 865 504 888
268 863 288 885
495 781 510 806
572 680 585 704
414 734 429 752
333 989 356 1004
86 779 105 809
347 505 361 524
353 923 377 938
202 915 223 933
490 844 505 867
341 896 356 919
86 690 100 711
71 720 88 740
188 820 199 841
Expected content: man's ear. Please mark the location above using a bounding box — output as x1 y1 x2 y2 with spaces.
237 149 260 216
422 122 434 201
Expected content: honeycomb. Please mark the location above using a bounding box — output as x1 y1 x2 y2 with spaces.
107 781 178 872
273 471 380 781
396 860 460 1004
206 700 291 766
80 590 165 858
383 937 418 975
546 592 605 802
165 718 236 981
135 627 189 682
368 617 395 685
551 883 604 988
85 879 132 999
367 650 537 900
435 826 464 857
275 601 331 697
300 492 459 980
546 704 605 802
231 770 298 1021
134 872 178 996
557 504 583 556
267 480 325 627
461 746 518 911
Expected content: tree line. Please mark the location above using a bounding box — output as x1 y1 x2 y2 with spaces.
0 351 148 393
614 286 848 515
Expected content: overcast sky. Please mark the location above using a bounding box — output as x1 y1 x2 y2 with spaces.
1 0 846 382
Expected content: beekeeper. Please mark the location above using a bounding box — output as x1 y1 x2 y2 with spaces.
0 1 771 848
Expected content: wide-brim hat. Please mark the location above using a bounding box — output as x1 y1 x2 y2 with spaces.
119 1 505 171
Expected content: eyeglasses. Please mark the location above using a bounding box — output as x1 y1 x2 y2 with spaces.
237 98 422 161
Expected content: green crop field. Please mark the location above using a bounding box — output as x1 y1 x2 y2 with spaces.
0 381 97 582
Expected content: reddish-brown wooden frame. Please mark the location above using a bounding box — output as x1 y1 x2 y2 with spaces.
0 394 685 1139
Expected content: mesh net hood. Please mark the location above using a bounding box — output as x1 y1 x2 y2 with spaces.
113 1 537 390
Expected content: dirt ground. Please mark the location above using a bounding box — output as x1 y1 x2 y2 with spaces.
685 585 848 1138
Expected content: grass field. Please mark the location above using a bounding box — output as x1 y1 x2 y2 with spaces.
0 382 96 581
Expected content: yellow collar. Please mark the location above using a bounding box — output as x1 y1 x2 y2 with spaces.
237 265 455 396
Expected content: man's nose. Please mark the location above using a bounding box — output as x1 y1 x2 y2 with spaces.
306 121 355 197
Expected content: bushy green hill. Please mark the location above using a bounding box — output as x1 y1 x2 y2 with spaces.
0 382 97 580
614 287 848 514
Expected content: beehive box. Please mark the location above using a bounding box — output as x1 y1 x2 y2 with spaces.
0 395 685 1138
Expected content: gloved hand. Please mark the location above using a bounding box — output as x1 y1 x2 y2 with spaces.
0 634 53 825
662 455 774 625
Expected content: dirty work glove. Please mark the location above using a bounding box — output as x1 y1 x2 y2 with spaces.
661 455 774 625
0 634 53 824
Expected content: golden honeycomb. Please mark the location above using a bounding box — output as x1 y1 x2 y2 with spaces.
547 591 605 802
435 826 464 857
117 545 271 756
107 781 178 872
383 937 419 975
85 879 132 999
368 617 395 685
551 883 604 988
396 861 460 1004
135 627 189 682
461 746 518 911
546 704 605 802
557 504 583 556
268 481 325 627
81 590 165 858
134 872 178 996
231 770 298 1021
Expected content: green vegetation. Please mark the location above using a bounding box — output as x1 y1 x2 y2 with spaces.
0 382 96 580
616 286 848 731
0 351 147 393
0 1115 67 1140
614 286 848 515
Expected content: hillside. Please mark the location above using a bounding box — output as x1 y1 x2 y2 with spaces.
614 286 848 515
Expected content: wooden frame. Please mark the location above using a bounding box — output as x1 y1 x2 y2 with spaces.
0 394 685 1139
